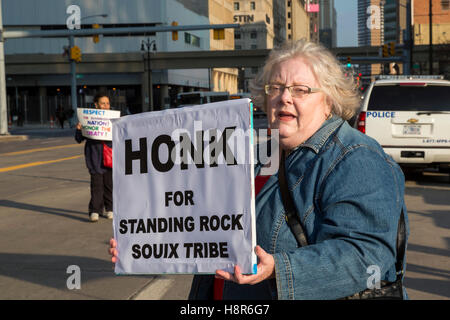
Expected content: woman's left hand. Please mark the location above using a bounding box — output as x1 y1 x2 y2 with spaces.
215 245 275 285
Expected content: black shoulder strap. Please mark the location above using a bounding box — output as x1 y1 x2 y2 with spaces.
395 209 406 280
278 150 407 278
278 150 308 247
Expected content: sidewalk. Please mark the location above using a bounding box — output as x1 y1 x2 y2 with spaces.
1 123 76 142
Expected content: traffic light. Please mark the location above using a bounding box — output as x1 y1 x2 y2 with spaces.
213 28 225 40
389 41 395 56
70 45 82 62
171 21 178 41
346 56 352 68
382 43 388 57
92 23 100 43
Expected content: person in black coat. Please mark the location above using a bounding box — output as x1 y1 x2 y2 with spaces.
75 93 113 222
56 105 66 129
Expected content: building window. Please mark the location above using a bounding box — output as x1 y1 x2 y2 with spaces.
250 1 255 10
288 12 291 19
288 1 291 7
234 2 239 10
442 0 449 10
288 23 291 30
234 32 241 39
191 34 200 47
251 67 258 74
266 14 271 24
185 32 200 47
251 44 257 49
250 32 257 39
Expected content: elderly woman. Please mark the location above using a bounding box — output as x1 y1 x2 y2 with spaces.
111 40 409 300
189 39 409 300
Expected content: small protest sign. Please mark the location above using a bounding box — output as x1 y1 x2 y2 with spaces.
77 108 121 141
112 99 257 275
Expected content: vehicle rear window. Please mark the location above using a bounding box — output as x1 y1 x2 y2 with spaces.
178 94 201 106
368 85 450 111
209 95 229 103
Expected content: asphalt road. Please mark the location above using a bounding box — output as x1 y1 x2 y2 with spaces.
0 125 449 300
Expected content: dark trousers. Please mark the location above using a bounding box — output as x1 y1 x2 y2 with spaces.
89 169 113 214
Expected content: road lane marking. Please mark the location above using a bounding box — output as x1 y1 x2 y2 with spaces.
0 144 82 156
0 155 83 173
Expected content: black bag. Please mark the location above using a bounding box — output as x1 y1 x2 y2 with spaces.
278 150 405 300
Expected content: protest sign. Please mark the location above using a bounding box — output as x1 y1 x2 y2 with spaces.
77 108 121 141
112 99 256 275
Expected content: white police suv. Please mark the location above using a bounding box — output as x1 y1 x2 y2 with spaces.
355 75 450 173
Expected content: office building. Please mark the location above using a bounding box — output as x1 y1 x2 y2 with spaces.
358 0 385 75
286 0 310 42
319 0 337 48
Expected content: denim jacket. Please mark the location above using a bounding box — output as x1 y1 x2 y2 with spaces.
189 116 409 300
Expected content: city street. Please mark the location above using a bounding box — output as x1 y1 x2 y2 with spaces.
0 126 449 300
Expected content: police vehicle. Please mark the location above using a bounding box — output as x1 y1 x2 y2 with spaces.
355 75 450 173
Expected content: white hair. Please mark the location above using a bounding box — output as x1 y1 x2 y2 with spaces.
250 39 360 120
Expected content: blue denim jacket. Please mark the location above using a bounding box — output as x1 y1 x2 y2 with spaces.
190 116 409 300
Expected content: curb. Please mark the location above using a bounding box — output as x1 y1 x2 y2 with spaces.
130 275 193 300
0 134 29 142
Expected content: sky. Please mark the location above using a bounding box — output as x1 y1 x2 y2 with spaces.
334 0 358 47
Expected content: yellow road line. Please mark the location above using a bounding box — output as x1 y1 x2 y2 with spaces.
0 155 83 173
0 144 82 156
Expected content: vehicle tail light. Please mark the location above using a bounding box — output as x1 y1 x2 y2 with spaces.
357 111 366 134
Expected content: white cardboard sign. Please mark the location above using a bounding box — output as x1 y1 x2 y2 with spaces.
112 99 256 275
77 108 121 141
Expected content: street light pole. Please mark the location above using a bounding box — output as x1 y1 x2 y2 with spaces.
429 0 433 75
69 35 77 127
141 39 156 112
403 0 413 75
68 14 108 126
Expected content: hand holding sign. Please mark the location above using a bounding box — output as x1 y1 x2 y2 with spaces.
109 237 274 284
215 245 275 285
109 238 118 264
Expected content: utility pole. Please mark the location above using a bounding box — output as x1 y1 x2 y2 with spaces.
403 0 412 75
69 35 77 126
0 0 8 135
429 0 433 74
141 39 156 112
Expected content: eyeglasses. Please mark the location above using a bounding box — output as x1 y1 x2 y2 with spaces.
264 84 321 98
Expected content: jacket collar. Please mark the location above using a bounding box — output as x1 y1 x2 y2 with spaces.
295 116 344 154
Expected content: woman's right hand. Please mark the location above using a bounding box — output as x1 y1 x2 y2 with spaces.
109 238 118 263
76 122 82 130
